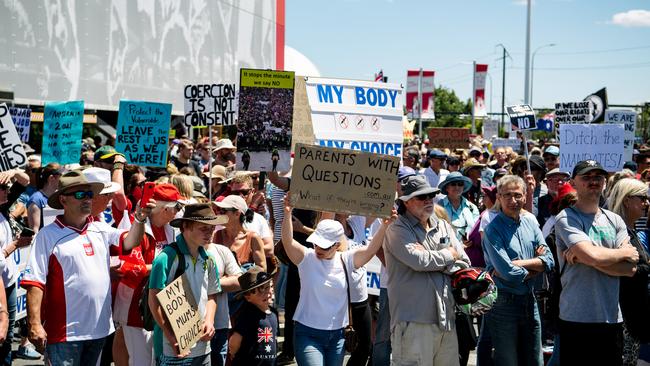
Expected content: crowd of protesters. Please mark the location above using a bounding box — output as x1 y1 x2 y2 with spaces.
0 128 645 366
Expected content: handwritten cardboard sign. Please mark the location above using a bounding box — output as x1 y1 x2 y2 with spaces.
559 124 624 172
605 109 636 162
183 83 237 128
42 101 84 165
9 107 31 142
554 101 593 142
290 143 399 217
290 76 315 153
156 274 203 355
427 127 470 149
0 104 27 171
116 100 171 168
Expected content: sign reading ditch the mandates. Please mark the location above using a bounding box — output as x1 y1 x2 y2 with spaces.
559 124 624 172
156 274 203 355
290 144 399 217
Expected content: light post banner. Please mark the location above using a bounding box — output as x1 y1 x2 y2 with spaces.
474 64 488 117
421 71 435 119
559 124 624 172
305 77 404 156
605 109 636 162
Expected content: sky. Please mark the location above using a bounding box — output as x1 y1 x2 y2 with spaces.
286 0 650 112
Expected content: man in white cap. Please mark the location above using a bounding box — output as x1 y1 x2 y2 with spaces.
383 175 469 366
214 139 236 168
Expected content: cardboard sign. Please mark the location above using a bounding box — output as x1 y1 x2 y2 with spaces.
156 274 203 355
290 144 399 217
0 104 27 171
506 104 536 131
116 100 171 167
290 76 315 153
304 78 403 149
427 128 470 149
183 83 237 128
236 69 295 172
42 101 84 165
559 124 624 172
9 107 31 142
554 101 593 141
491 138 521 151
605 109 636 162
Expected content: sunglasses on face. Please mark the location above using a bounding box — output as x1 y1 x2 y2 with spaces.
62 190 95 200
231 189 251 196
414 193 437 201
630 195 649 202
449 182 465 187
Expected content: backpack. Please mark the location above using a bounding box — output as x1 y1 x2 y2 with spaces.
139 242 186 331
451 266 498 316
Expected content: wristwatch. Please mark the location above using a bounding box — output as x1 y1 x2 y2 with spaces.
113 162 125 170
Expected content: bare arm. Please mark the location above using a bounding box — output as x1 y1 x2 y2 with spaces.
353 211 397 269
565 241 638 268
0 277 7 344
260 235 273 257
250 234 267 271
594 262 637 277
228 332 243 359
219 275 242 292
511 258 546 273
122 200 155 251
27 204 41 233
26 286 47 353
149 288 188 357
268 171 289 191
200 295 217 341
281 194 307 265
111 156 128 211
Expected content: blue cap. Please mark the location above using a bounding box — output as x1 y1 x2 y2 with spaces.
543 146 560 156
428 149 447 159
398 166 416 182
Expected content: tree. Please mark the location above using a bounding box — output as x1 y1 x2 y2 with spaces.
426 86 471 130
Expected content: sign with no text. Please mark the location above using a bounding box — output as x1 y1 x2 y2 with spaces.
156 274 204 355
290 144 399 217
427 128 470 149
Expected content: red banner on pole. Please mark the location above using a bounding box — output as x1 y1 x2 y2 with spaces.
474 64 488 117
406 70 435 119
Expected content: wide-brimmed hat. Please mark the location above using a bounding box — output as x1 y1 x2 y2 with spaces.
306 219 345 249
462 158 486 174
439 172 472 195
82 167 121 195
234 267 276 299
215 139 236 152
169 203 228 228
48 170 105 209
215 195 248 214
202 165 233 184
94 145 124 162
398 175 440 201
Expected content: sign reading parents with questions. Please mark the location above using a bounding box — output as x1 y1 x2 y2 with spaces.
156 274 203 355
116 100 171 168
559 124 624 172
183 83 237 128
0 104 27 171
290 144 399 218
42 101 84 165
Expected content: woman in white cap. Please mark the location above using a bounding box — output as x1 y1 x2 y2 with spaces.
281 194 395 366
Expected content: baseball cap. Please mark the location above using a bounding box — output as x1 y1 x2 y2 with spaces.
215 195 248 214
94 146 124 162
571 160 607 179
428 149 447 159
397 167 416 182
152 183 186 208
306 220 345 249
543 146 560 156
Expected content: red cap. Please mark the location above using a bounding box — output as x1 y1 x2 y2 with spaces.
552 182 576 205
153 183 182 202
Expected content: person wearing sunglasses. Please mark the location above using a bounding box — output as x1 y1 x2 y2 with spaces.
438 172 480 242
383 175 469 366
21 170 154 365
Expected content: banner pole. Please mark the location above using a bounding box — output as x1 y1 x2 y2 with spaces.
522 133 531 174
208 127 213 200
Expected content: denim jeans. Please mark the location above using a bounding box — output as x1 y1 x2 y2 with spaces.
210 328 229 366
294 322 345 366
476 316 493 366
371 288 391 366
157 354 210 366
0 284 15 366
46 337 107 366
484 292 543 366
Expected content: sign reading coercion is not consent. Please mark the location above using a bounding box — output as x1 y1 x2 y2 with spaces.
156 275 203 355
116 100 171 168
42 101 84 165
290 144 399 218
559 124 624 172
183 83 237 128
0 104 27 171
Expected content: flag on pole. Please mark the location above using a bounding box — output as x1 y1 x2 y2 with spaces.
375 70 384 82
473 64 488 117
583 87 608 123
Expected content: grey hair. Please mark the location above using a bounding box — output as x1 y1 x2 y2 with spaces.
496 174 527 195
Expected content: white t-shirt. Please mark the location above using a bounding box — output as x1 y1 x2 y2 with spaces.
0 215 16 286
479 210 499 233
206 244 244 330
294 249 356 330
244 212 272 241
369 218 388 289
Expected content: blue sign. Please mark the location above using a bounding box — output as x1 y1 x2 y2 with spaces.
43 101 84 165
116 100 171 168
317 139 402 158
9 107 31 142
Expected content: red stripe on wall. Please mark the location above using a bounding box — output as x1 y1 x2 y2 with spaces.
276 0 285 70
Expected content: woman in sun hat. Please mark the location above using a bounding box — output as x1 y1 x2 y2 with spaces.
438 172 480 242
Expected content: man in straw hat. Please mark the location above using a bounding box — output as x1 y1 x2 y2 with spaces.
148 203 227 364
21 170 154 364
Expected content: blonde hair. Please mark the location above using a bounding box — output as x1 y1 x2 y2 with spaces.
606 178 648 222
170 174 193 199
604 169 635 197
434 204 450 224
230 173 253 187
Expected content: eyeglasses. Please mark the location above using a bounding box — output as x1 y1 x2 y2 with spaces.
231 189 251 196
500 192 525 201
449 182 465 187
62 190 95 200
630 195 649 202
414 193 437 201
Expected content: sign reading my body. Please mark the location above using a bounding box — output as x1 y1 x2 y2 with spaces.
317 85 400 108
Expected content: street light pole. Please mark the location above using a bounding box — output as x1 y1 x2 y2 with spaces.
524 0 532 104
530 43 556 107
496 44 511 137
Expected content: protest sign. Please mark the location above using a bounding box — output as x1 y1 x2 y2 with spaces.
304 77 403 157
0 104 27 171
559 124 624 172
554 101 593 141
605 109 636 162
236 69 295 171
116 100 171 168
42 101 84 165
506 104 536 131
183 83 237 128
290 144 399 217
156 275 203 355
290 76 315 153
316 139 402 157
427 128 470 149
482 119 499 139
491 138 521 152
9 107 31 142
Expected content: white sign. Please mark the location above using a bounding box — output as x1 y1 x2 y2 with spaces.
560 124 624 172
491 138 521 151
482 119 498 139
305 78 403 146
605 109 636 162
183 83 237 128
554 101 593 141
0 103 27 171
